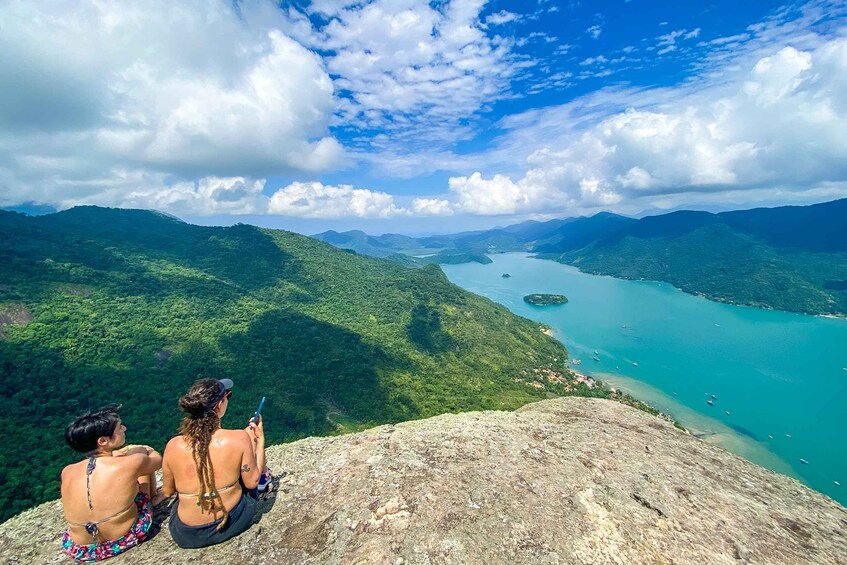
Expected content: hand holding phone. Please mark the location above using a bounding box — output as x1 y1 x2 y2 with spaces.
250 396 266 425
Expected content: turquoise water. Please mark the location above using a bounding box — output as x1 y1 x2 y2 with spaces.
442 253 847 507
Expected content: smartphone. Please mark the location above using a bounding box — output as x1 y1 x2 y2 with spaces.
251 396 266 424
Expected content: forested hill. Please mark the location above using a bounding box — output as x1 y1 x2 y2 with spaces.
0 206 645 523
314 199 847 316
537 200 847 315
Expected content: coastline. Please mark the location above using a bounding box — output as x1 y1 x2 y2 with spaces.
527 253 847 320
588 370 798 479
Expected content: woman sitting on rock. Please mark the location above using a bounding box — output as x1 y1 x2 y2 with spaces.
162 378 269 549
61 404 163 563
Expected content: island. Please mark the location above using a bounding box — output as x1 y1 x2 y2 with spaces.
523 293 568 306
502 273 511 278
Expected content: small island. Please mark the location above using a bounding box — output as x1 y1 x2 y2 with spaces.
523 293 568 306
502 273 511 278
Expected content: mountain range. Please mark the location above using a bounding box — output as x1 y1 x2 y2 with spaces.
314 199 847 315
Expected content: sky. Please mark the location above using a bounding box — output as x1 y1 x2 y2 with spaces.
1 0 847 235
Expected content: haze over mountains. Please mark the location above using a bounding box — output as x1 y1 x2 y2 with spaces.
314 199 847 316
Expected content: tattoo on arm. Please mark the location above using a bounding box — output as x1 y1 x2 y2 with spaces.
241 464 250 473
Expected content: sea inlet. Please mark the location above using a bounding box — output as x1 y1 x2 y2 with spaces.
442 253 847 507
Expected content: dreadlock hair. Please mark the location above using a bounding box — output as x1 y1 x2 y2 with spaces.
178 379 229 530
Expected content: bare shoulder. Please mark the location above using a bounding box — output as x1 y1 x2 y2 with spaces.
164 435 189 453
217 428 252 447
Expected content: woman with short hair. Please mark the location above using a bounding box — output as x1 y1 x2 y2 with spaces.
162 378 268 549
60 404 163 562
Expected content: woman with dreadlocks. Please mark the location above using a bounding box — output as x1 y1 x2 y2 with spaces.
162 378 268 548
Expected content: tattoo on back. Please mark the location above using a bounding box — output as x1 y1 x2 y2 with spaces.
241 464 250 473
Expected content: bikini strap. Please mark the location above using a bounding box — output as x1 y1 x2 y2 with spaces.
85 456 96 510
177 477 241 499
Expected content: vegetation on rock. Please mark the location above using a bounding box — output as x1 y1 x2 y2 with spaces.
523 294 568 306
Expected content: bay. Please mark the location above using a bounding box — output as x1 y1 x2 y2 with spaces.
441 253 847 507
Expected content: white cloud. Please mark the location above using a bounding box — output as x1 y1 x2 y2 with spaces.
486 10 520 25
293 0 519 147
440 38 847 215
411 198 454 216
0 0 341 211
587 25 603 39
268 181 406 218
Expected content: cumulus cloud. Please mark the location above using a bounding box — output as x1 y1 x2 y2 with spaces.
411 198 454 216
445 39 847 215
0 0 341 211
268 182 406 218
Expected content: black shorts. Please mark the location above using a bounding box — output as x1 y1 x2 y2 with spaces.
168 490 258 549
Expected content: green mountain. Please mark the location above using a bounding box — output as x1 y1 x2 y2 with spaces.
313 200 847 316
0 207 651 522
538 201 847 315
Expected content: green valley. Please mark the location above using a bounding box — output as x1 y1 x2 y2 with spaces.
0 207 652 522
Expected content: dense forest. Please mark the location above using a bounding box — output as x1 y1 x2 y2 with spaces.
316 200 847 316
0 207 652 522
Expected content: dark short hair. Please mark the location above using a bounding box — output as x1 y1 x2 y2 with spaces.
64 404 122 454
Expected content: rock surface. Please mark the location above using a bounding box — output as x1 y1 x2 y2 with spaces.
2 397 846 564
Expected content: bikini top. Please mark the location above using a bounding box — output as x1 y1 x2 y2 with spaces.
66 456 136 542
177 478 240 500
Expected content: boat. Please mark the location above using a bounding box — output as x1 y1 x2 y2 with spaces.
592 356 599 362
707 400 714 406
711 394 717 399
785 434 792 438
593 350 599 355
768 435 774 439
632 362 638 367
836 481 842 486
800 458 809 465
725 411 730 415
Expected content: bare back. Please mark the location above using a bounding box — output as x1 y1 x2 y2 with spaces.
163 428 256 526
61 455 148 544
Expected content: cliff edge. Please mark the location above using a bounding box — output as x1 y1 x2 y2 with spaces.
2 397 845 564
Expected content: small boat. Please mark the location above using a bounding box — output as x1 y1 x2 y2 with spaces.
836 481 841 486
711 394 717 399
714 323 721 327
725 411 730 415
785 434 792 438
768 435 774 439
632 362 638 367
707 400 714 406
593 350 599 355
800 458 809 465
616 366 620 370
593 356 600 362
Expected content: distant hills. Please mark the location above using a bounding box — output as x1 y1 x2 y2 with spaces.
1 206 656 522
313 199 847 316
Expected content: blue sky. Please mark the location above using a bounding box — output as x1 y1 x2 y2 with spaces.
1 0 847 234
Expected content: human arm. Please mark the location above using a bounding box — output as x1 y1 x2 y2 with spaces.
160 439 177 497
240 418 265 489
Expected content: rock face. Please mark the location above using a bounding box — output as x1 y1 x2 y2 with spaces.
2 397 846 564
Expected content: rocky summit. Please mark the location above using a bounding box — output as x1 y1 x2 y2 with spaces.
2 397 846 564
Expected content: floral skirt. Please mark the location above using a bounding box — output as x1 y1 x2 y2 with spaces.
62 492 152 563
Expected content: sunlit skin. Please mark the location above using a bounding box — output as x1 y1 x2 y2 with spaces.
60 420 163 544
161 393 266 527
